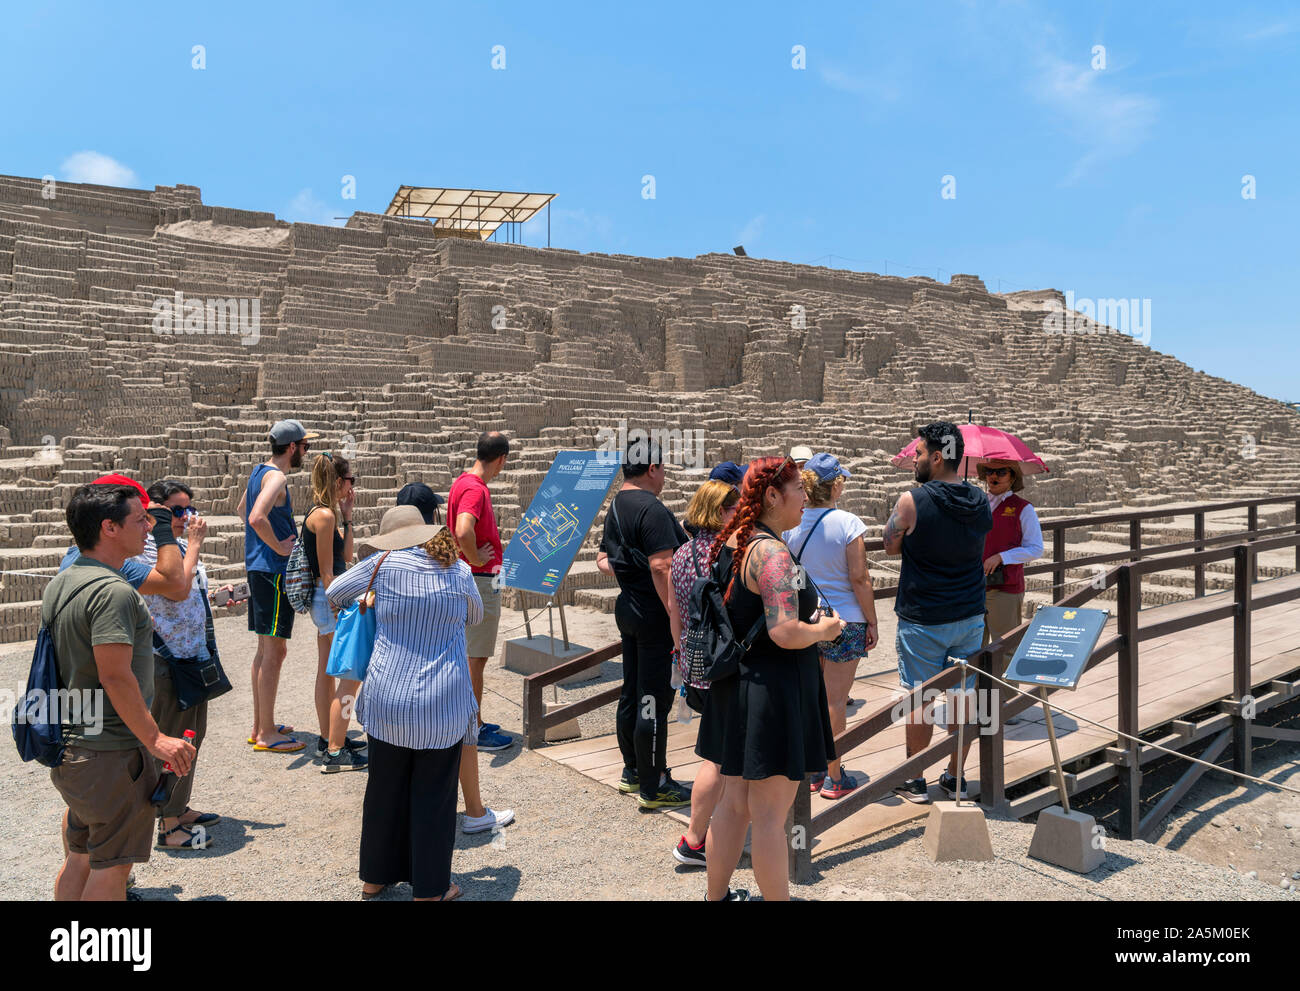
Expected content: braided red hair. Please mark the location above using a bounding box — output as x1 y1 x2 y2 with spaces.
709 456 800 602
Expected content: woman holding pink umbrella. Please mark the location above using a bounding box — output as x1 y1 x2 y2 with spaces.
976 458 1043 649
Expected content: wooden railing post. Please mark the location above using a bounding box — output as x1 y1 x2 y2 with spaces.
1295 499 1300 574
976 649 1006 812
1193 512 1206 598
1115 565 1142 840
1129 519 1141 561
1052 526 1066 601
523 678 543 749
1232 544 1253 776
788 775 813 884
1247 505 1259 583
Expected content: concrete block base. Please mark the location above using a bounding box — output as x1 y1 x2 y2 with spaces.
501 636 596 686
542 700 581 742
1028 806 1106 874
922 801 995 862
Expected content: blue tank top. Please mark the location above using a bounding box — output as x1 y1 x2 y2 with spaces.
895 483 989 626
244 463 297 574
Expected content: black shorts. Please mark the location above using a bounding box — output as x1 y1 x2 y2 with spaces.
247 570 294 639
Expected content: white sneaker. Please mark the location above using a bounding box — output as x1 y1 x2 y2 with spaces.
462 807 515 834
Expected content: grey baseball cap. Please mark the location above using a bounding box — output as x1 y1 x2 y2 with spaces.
268 419 320 445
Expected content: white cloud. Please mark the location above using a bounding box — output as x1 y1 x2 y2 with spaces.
1031 53 1158 184
1243 19 1299 41
736 213 766 249
818 63 902 104
284 188 343 226
60 151 138 187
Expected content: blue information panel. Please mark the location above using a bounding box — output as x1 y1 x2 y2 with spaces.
1004 606 1109 690
497 451 623 597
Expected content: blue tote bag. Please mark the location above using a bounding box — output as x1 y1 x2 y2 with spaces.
326 551 390 681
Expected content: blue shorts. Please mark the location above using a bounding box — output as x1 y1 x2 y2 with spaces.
896 615 983 691
310 585 336 635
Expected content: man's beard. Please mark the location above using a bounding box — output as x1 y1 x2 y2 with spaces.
290 449 303 469
915 458 932 484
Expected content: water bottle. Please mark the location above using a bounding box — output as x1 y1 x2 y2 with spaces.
151 729 196 808
676 686 692 725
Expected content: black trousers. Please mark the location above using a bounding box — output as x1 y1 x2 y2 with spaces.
360 735 460 898
614 597 676 799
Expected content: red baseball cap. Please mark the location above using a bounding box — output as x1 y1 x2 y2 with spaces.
91 473 149 508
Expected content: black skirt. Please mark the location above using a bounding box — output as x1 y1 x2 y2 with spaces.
694 547 835 781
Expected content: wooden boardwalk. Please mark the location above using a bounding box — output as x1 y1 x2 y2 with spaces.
537 572 1300 857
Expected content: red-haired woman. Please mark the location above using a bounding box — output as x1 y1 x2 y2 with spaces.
696 456 844 901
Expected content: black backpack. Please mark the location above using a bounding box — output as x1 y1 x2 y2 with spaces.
12 575 116 767
682 534 773 684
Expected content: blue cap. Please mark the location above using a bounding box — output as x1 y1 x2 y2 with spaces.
806 453 851 482
708 461 746 486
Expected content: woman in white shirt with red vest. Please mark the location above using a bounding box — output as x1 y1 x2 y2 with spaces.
977 459 1044 648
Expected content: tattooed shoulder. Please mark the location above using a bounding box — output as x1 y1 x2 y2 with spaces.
750 540 798 626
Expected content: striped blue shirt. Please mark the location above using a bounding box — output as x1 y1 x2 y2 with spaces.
326 548 483 750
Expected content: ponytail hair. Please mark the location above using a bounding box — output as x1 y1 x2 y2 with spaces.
310 453 348 520
709 455 800 602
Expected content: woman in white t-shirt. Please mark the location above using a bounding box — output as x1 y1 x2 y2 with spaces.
782 453 879 800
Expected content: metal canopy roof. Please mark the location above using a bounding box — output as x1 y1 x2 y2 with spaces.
384 186 555 240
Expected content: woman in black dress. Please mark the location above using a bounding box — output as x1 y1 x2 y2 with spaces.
696 455 844 901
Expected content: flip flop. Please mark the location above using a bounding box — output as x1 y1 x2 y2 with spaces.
253 737 305 753
432 883 462 902
247 724 294 744
180 808 221 827
157 824 212 850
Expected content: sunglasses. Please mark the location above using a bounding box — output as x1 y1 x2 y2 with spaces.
169 506 197 518
985 468 1013 478
341 475 357 484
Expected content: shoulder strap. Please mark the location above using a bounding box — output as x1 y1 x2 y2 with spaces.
48 574 119 628
357 551 391 615
795 509 836 563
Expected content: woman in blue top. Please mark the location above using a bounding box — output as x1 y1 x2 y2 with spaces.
327 505 483 901
781 453 879 800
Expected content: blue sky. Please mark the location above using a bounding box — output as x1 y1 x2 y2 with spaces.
3 1 1297 400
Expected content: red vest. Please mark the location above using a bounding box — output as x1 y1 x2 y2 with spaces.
984 493 1029 594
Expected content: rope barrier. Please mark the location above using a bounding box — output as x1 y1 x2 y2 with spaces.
956 658 1300 798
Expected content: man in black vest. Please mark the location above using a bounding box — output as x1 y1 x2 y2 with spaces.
883 422 992 804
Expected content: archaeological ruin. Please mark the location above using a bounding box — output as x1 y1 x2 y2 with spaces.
0 173 1297 643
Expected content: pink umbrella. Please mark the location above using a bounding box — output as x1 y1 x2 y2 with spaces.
890 424 1049 477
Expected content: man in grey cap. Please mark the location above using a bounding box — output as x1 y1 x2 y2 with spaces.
236 418 318 753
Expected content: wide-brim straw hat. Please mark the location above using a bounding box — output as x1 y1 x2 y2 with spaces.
977 458 1024 493
366 505 449 550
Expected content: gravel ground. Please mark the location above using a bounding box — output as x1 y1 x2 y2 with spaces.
2 602 1293 901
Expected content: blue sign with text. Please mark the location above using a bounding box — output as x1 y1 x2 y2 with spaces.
1004 605 1109 690
497 451 622 596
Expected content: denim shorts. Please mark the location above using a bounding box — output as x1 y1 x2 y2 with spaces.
310 584 336 635
896 614 983 691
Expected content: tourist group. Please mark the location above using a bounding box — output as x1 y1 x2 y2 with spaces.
34 416 1042 901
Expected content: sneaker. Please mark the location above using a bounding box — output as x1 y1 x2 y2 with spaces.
673 835 707 868
617 767 640 794
809 772 826 793
462 807 515 834
320 747 369 774
638 772 692 810
709 887 750 901
316 735 368 758
477 727 514 752
480 722 500 734
893 777 931 804
938 771 969 800
820 771 861 800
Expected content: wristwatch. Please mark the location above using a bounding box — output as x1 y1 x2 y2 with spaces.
342 519 353 529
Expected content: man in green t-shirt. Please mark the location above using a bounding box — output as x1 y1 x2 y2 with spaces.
44 484 196 901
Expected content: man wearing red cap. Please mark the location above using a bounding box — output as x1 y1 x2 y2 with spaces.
57 474 187 598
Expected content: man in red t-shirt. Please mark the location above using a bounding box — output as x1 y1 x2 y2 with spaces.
449 431 511 753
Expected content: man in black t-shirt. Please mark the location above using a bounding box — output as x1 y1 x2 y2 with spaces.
597 438 690 809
